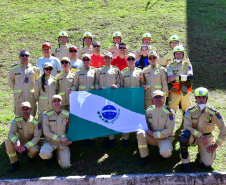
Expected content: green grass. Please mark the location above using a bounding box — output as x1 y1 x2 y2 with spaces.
0 0 225 179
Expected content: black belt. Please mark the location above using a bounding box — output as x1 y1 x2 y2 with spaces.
203 132 212 136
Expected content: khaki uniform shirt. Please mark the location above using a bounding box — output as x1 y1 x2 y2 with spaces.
78 45 93 60
95 65 120 89
120 67 144 88
71 67 96 91
8 115 41 149
52 44 70 60
8 63 40 103
161 50 190 67
184 105 226 146
34 76 57 111
56 71 75 106
43 109 69 148
143 64 168 99
146 105 175 139
167 60 193 82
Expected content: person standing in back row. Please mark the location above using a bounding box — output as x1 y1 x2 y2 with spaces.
78 32 93 60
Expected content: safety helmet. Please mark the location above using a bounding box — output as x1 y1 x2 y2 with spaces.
142 33 152 40
83 32 93 39
169 35 180 43
173 45 185 53
112 31 122 38
58 31 68 37
194 87 209 97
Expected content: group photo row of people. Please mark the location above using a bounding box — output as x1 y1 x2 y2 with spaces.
6 31 226 174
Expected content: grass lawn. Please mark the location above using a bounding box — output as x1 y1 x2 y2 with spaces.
0 0 225 179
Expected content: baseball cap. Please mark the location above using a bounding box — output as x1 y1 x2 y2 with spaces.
20 101 31 108
52 94 62 102
42 42 51 48
43 62 53 69
103 51 113 58
61 57 70 63
148 51 158 57
82 53 91 60
153 90 164 97
69 45 78 51
127 53 135 59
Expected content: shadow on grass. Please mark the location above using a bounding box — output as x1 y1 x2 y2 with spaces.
187 0 226 90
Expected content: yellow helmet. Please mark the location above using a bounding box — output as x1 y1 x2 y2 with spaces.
169 35 179 43
173 45 185 53
58 31 68 37
112 31 122 38
142 33 152 40
83 32 93 38
195 87 208 96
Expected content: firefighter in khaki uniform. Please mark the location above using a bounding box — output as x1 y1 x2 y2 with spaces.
34 62 57 124
78 32 93 60
143 51 168 110
160 35 190 67
8 50 40 117
5 102 41 172
179 87 226 173
120 53 144 146
52 31 70 60
137 90 175 166
56 57 75 111
108 31 122 58
167 45 193 114
95 51 120 148
39 95 72 169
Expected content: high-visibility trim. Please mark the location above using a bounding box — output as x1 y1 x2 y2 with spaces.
62 110 69 116
40 96 48 100
162 91 166 96
37 111 41 114
14 90 22 93
61 135 66 138
146 106 155 112
90 86 94 89
190 107 198 113
79 86 86 89
156 131 161 138
138 144 147 148
53 134 58 141
12 65 21 70
32 119 38 125
15 117 23 122
58 160 60 165
154 85 162 89
26 142 34 147
193 130 199 136
162 107 170 114
216 138 223 143
11 136 18 142
29 89 34 93
47 111 54 116
206 108 215 115
180 75 187 82
146 85 151 88
102 86 106 89
8 152 17 158
59 92 65 96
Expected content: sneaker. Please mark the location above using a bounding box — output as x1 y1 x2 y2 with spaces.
109 139 115 148
122 139 128 147
139 156 149 166
46 158 54 167
10 161 19 172
182 163 190 173
200 160 211 170
82 139 88 147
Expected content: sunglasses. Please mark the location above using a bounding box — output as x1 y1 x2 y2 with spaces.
127 58 135 61
93 45 100 48
61 61 69 64
69 50 77 53
83 59 90 61
20 54 29 57
45 68 53 71
42 48 51 51
119 47 126 49
153 96 163 99
148 56 157 60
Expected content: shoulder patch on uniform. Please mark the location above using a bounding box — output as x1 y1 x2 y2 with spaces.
77 67 84 72
98 65 104 69
62 110 69 116
15 116 23 122
206 107 217 115
112 65 119 69
11 64 21 70
188 105 198 113
32 118 38 125
56 72 63 78
162 107 170 114
146 106 155 112
121 67 129 73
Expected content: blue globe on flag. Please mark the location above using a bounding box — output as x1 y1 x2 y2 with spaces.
101 105 117 120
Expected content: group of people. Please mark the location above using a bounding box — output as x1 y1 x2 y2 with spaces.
6 31 226 174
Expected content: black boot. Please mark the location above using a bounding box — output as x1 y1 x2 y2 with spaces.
139 156 149 166
10 161 19 172
29 156 37 164
200 161 211 170
122 139 128 147
46 158 54 167
82 139 88 147
88 139 95 147
182 163 190 173
103 137 109 148
109 139 115 148
159 155 167 161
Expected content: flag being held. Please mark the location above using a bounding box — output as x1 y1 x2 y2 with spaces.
67 88 148 141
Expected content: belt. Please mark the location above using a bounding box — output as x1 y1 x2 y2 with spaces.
203 133 212 136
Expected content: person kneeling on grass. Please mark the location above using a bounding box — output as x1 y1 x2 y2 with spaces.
5 101 41 172
39 94 72 169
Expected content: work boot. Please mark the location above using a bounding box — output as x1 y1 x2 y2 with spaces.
29 156 37 164
139 156 149 166
10 161 19 172
82 139 88 147
88 139 95 147
103 137 109 148
200 161 211 170
109 139 115 148
46 158 54 167
122 139 128 147
159 155 167 161
182 163 190 173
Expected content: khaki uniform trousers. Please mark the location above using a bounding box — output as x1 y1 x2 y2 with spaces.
5 138 39 163
39 142 71 169
109 133 129 140
168 91 191 113
181 134 216 167
137 130 173 158
144 99 153 111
